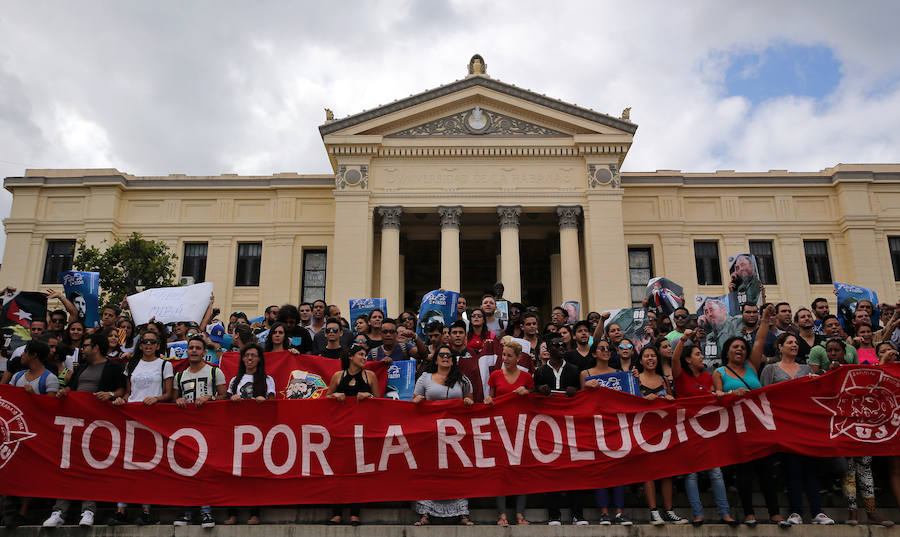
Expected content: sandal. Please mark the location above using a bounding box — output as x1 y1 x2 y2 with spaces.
460 516 474 526
497 514 509 526
328 515 341 525
224 516 238 526
247 515 260 525
515 513 530 525
414 514 430 526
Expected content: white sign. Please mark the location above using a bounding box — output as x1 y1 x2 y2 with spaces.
127 282 213 326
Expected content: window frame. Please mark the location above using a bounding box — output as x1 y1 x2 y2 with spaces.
803 239 833 285
181 242 208 283
748 239 778 285
627 246 653 308
235 242 262 287
890 237 900 282
694 240 723 286
42 239 76 284
301 249 327 303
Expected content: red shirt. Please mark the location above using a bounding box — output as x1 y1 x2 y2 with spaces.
488 368 534 396
466 331 495 355
674 370 713 398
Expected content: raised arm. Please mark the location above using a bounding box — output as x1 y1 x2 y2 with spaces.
750 305 775 370
591 311 610 342
671 329 694 380
46 289 78 323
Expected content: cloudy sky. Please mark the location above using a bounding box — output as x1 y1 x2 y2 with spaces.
2 1 900 257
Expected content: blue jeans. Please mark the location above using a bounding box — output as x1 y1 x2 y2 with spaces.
685 468 730 519
184 506 212 517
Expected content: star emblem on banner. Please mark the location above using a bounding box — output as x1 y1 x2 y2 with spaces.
813 368 900 443
0 397 36 470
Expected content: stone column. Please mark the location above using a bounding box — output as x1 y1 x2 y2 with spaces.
378 206 402 315
438 206 462 292
557 206 583 305
497 206 522 302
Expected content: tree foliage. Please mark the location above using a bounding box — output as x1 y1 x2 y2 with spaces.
73 232 177 306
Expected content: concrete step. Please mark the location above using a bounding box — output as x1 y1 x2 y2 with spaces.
0 522 897 537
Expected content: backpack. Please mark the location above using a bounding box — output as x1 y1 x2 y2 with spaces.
12 369 53 395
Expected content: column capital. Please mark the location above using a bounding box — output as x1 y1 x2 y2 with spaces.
556 205 582 230
438 206 462 230
497 206 522 230
378 206 403 230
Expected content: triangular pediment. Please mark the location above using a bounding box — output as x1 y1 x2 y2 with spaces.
319 75 637 138
385 106 568 138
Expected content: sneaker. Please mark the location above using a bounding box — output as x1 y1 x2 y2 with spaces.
598 513 611 525
787 513 803 525
649 509 665 526
136 511 153 526
548 519 562 526
173 515 191 526
4 514 26 529
43 510 65 527
78 511 94 527
201 513 215 529
664 510 689 525
614 513 633 526
573 515 589 525
812 513 834 525
106 511 128 526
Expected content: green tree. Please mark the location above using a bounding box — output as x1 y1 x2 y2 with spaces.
73 232 177 306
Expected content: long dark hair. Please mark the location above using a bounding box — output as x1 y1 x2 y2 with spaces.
341 343 365 371
719 336 750 366
230 343 268 397
127 329 162 375
636 345 665 376
467 308 489 340
426 345 465 390
61 320 86 347
118 318 139 349
263 322 293 353
680 342 702 377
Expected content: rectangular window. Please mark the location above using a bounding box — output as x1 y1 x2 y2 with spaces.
181 242 208 283
749 240 777 285
235 242 262 287
42 240 76 284
891 237 900 282
628 247 652 308
804 240 832 284
301 250 327 303
694 241 722 286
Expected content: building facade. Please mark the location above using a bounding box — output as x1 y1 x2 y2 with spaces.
3 56 900 317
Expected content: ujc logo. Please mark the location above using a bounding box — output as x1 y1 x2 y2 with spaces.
0 397 36 469
813 368 900 443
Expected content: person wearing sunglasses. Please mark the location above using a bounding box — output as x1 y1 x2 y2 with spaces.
325 342 380 526
615 338 635 372
108 331 173 526
317 319 346 359
665 307 691 344
412 344 474 526
466 308 494 355
366 318 414 365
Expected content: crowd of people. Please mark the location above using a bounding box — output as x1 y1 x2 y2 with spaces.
1 284 899 529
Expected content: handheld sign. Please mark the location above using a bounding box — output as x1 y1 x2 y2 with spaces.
127 282 213 326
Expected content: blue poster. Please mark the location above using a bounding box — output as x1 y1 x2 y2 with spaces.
167 341 188 359
59 271 100 329
584 371 641 396
416 289 459 338
385 359 416 401
835 282 880 329
349 298 388 328
248 315 264 325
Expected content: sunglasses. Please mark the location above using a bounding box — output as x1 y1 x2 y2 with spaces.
471 314 484 318
141 339 159 345
437 352 452 358
382 329 397 334
674 314 688 319
619 343 633 350
597 346 610 352
399 316 412 322
324 327 339 333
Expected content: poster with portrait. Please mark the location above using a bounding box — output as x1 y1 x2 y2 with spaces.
348 298 388 328
694 294 742 370
59 271 100 329
834 282 880 330
563 301 581 323
385 359 416 401
583 371 641 396
496 300 509 323
645 277 684 316
608 307 653 352
416 289 459 339
727 254 762 311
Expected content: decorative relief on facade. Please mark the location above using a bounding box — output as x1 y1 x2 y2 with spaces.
386 108 567 137
335 165 369 190
587 164 621 189
497 206 522 230
438 206 462 230
378 206 403 230
556 205 582 229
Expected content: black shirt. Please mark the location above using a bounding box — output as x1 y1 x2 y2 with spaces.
318 347 344 360
534 361 581 392
564 348 593 371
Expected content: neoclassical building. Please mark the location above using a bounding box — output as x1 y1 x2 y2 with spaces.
3 55 900 318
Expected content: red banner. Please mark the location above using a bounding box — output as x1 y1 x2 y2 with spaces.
1 365 898 506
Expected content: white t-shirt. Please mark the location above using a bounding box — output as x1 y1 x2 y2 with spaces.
176 365 226 403
126 358 174 402
227 374 276 399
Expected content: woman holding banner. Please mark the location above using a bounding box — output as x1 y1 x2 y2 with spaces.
671 330 736 526
108 331 174 526
412 344 474 526
325 343 380 526
484 340 533 526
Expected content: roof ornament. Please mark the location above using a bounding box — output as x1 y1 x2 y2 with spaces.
621 107 631 121
467 54 487 76
324 108 335 122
